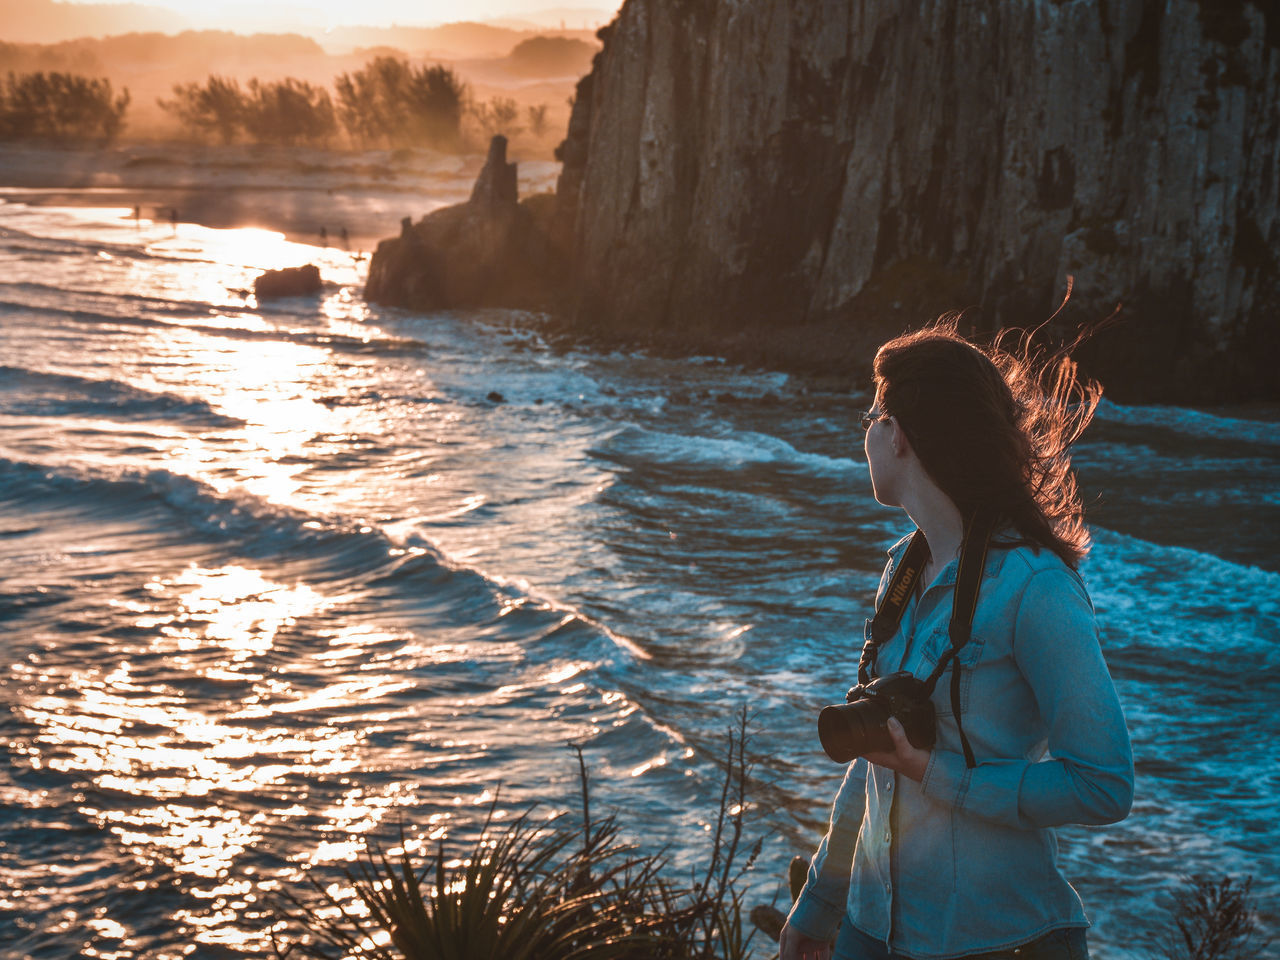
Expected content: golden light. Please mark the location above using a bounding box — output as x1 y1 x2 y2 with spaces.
63 0 621 32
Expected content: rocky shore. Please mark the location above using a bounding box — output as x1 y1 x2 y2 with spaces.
364 0 1280 403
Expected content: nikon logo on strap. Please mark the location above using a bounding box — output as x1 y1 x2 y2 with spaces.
887 567 918 606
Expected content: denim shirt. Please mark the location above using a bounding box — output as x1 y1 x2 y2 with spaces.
786 532 1134 959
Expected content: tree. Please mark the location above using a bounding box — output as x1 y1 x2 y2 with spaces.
473 95 522 139
333 56 395 147
403 62 467 148
242 77 336 147
157 75 244 144
334 56 468 150
526 102 549 138
0 71 130 143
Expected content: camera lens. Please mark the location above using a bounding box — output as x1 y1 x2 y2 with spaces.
818 698 892 762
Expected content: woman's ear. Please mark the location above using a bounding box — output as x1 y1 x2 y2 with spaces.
890 418 910 457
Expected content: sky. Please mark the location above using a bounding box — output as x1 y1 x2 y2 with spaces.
64 0 623 31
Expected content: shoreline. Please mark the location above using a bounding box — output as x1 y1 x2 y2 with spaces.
0 185 393 256
0 140 560 255
5 142 1279 421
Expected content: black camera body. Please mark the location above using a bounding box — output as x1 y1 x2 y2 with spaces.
818 671 937 763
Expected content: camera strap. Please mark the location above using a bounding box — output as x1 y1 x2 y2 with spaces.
858 531 930 686
859 512 996 768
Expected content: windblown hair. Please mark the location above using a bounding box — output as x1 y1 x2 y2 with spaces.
873 316 1101 568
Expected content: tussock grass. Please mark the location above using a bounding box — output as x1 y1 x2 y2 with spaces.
272 715 765 960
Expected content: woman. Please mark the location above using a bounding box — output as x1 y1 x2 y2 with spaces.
780 321 1134 960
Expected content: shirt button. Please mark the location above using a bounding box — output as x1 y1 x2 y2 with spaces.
886 780 893 792
885 832 891 843
885 882 892 892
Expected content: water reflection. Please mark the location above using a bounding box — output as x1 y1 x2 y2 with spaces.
141 564 327 662
13 549 425 949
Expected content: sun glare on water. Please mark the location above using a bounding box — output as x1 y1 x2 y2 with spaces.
1 205 444 951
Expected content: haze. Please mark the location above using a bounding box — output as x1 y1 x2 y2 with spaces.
4 0 623 40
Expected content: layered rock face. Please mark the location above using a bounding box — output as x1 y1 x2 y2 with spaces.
557 0 1279 400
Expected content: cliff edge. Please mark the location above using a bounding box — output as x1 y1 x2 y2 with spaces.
554 0 1279 401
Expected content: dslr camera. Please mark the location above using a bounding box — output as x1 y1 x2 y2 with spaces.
818 671 937 763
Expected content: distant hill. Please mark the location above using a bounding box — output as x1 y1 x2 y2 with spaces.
76 29 326 64
0 0 188 43
505 36 598 78
0 30 327 79
0 39 105 76
317 22 599 60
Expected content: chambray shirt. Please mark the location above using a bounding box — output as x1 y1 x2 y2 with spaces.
786 532 1134 959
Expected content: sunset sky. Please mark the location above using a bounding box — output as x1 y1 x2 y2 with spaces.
62 0 622 31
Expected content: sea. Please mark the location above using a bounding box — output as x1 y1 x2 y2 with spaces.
0 189 1277 960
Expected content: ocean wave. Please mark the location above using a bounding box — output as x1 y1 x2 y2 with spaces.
0 454 440 571
0 365 245 427
1095 397 1280 449
589 424 857 478
0 294 423 357
0 280 229 318
1081 526 1280 668
0 297 187 332
0 455 637 664
0 224 218 266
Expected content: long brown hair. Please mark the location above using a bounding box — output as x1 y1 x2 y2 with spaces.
872 317 1101 568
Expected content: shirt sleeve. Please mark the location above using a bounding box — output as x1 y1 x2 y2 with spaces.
785 758 868 941
920 567 1134 829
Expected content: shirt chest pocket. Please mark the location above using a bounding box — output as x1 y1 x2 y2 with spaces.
907 622 989 718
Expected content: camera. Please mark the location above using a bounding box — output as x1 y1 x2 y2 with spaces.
818 671 937 763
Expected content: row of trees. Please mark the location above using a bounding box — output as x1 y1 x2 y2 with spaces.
158 57 551 150
0 59 553 150
159 75 336 147
0 71 130 142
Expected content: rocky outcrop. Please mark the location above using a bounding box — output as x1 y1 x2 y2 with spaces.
255 264 321 299
554 0 1280 401
365 136 569 312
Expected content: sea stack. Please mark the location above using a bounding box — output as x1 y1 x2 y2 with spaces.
364 135 569 312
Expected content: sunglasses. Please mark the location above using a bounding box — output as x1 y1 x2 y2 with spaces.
859 411 889 431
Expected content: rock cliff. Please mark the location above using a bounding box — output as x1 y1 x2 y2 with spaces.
555 0 1280 401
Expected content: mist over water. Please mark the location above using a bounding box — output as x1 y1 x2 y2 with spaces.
0 199 1276 959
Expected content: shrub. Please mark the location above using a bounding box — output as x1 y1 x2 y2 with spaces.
1159 874 1272 960
0 70 130 143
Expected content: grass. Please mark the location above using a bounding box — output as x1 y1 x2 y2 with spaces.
270 713 765 960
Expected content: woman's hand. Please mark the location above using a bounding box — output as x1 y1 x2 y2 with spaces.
862 716 930 782
779 921 831 960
